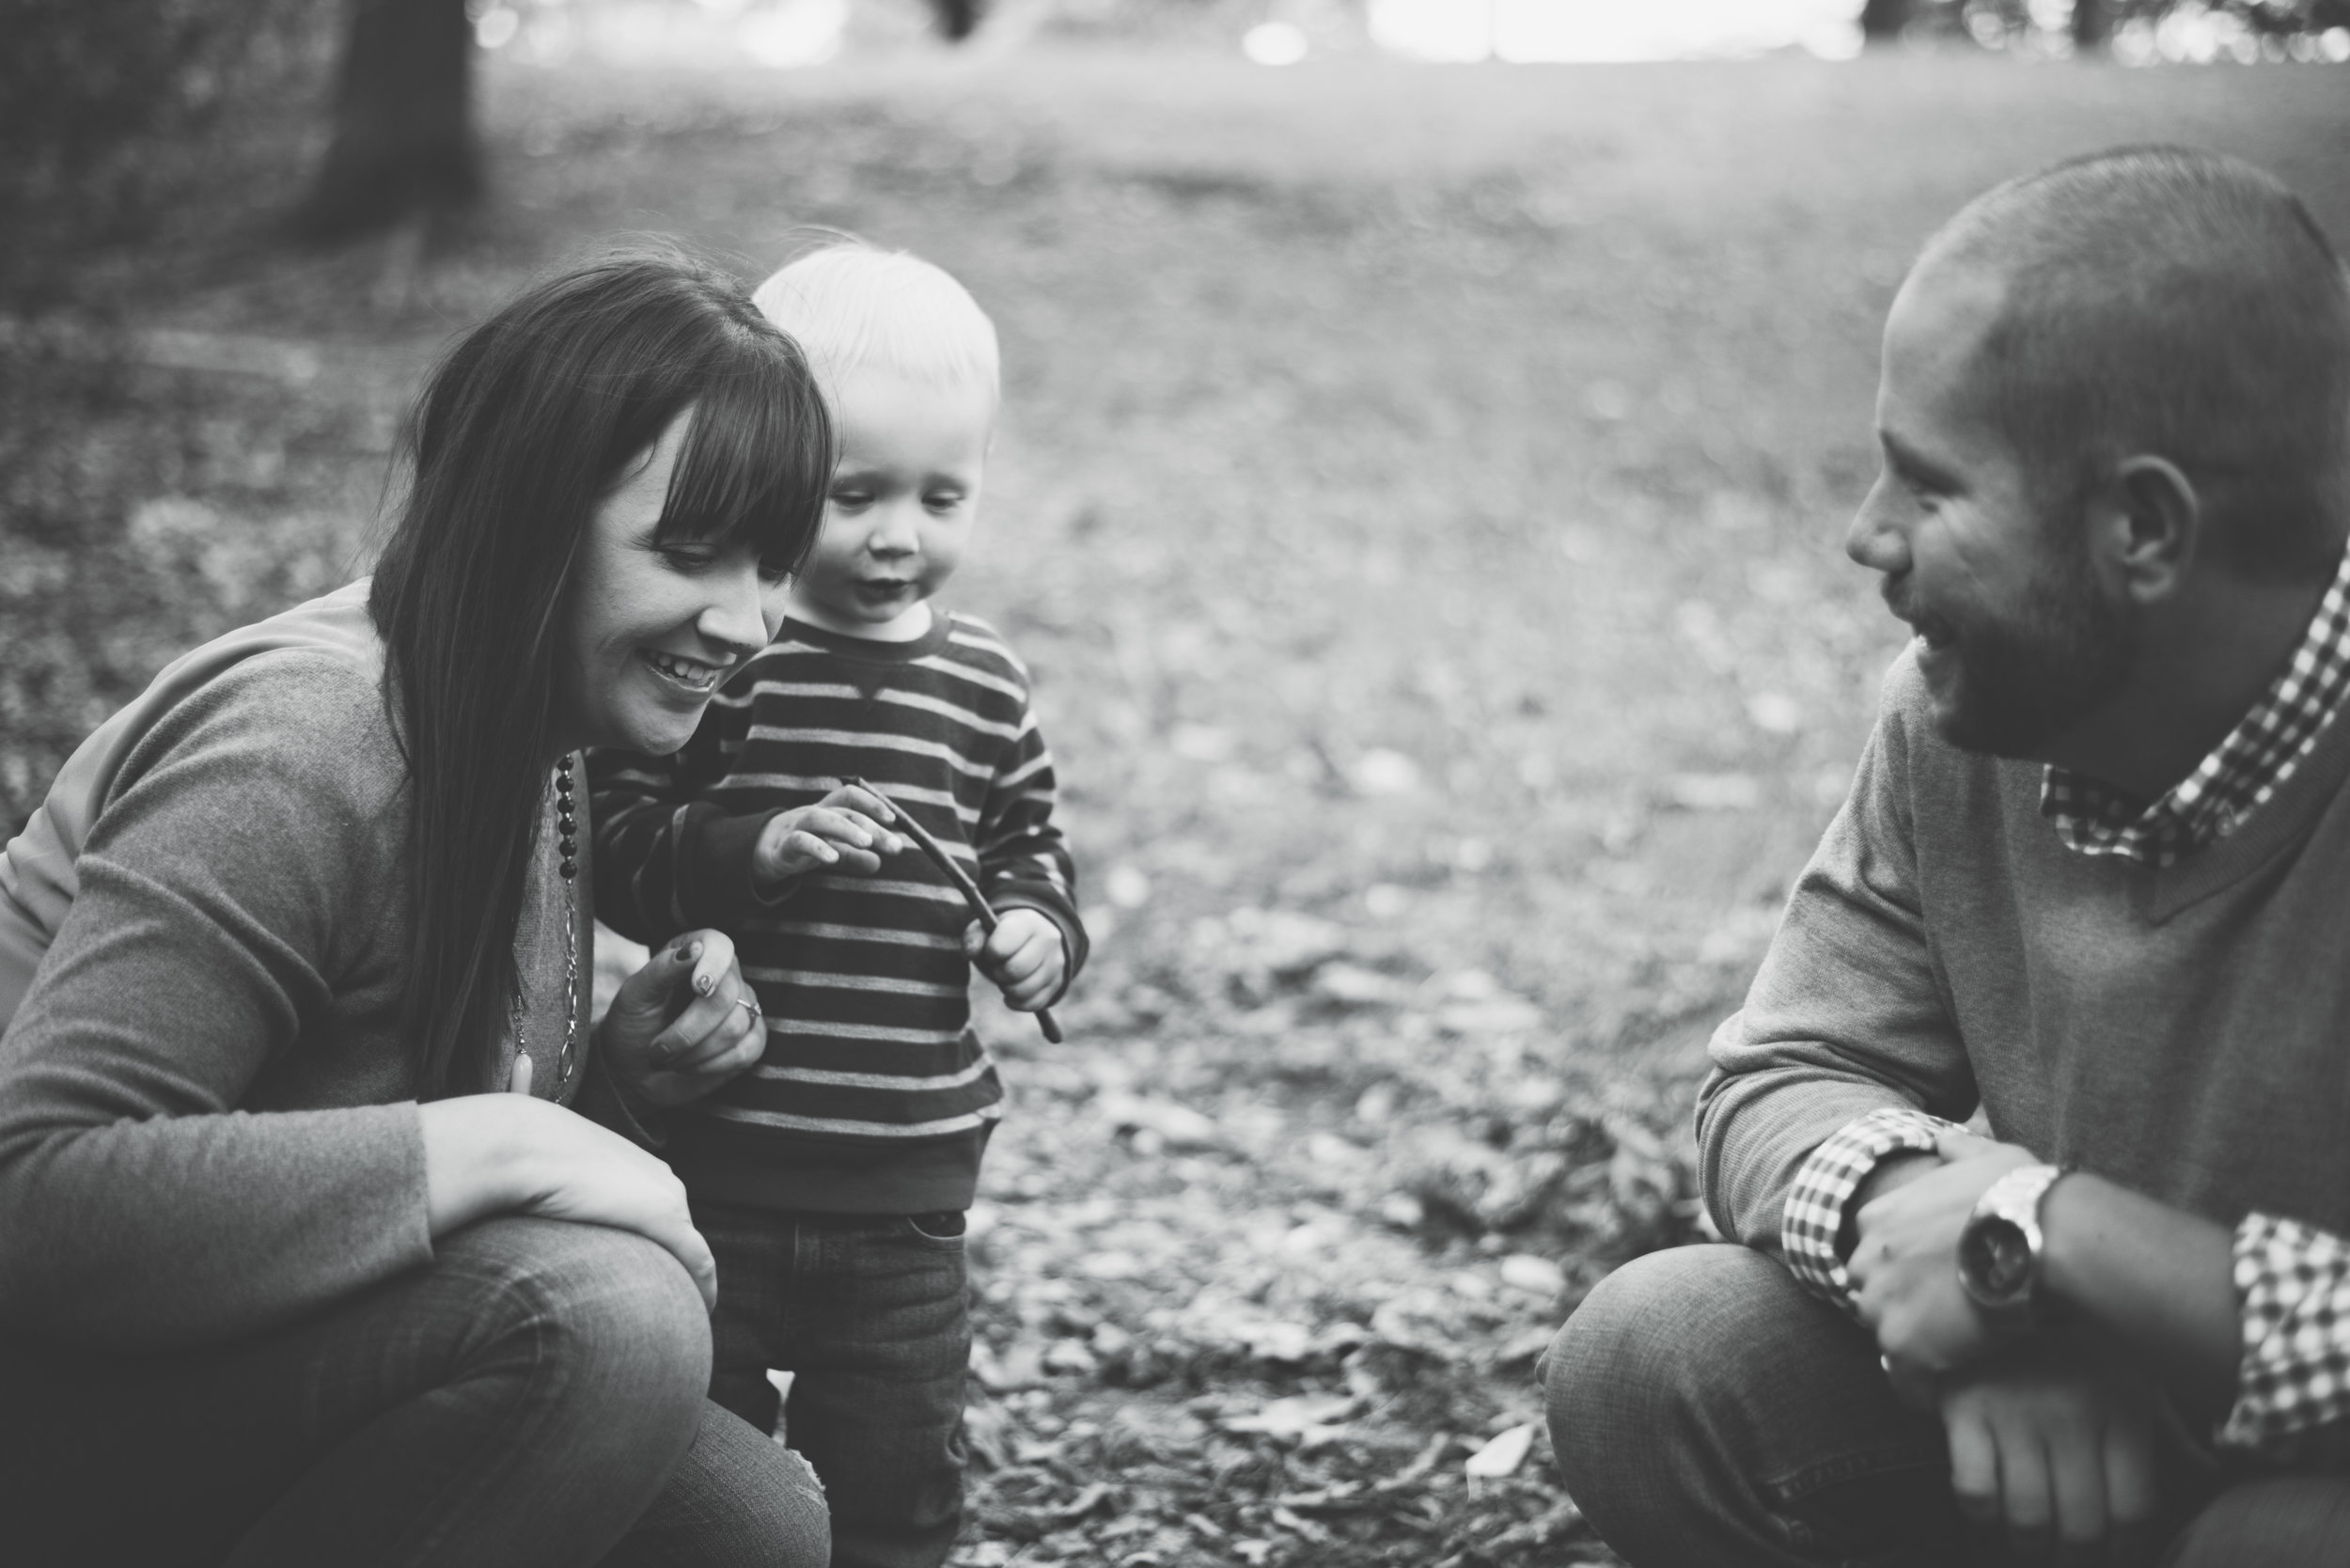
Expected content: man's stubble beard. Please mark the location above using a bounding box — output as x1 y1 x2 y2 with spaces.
1935 529 2139 760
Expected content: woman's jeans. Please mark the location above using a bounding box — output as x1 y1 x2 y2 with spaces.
694 1202 973 1568
0 1216 829 1568
1544 1244 2350 1567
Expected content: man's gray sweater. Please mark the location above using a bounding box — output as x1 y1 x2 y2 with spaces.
1701 647 2350 1250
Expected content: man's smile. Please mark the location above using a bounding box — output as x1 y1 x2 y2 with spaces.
1883 582 1957 650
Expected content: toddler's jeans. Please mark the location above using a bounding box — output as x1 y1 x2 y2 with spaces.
695 1201 972 1568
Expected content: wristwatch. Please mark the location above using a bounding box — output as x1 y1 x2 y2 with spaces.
1956 1162 2068 1332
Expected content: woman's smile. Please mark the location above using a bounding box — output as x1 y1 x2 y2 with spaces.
641 648 727 695
559 411 772 755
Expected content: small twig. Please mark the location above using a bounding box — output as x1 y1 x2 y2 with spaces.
843 776 1063 1043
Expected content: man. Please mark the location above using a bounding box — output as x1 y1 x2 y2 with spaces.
1544 147 2350 1566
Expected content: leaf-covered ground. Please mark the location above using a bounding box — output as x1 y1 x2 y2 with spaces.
7 36 2347 1565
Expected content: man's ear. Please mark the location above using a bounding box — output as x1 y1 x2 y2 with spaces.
2098 455 2201 604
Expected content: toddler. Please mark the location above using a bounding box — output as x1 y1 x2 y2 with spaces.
588 243 1086 1568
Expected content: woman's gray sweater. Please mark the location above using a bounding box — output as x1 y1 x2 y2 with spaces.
0 595 598 1348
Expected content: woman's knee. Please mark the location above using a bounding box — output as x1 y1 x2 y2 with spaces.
600 1403 832 1568
446 1217 712 1457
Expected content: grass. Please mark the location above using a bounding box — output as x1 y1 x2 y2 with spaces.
5 40 2348 1564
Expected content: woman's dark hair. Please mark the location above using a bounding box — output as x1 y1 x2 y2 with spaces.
370 246 831 1099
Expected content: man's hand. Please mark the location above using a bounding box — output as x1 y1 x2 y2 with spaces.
595 931 766 1107
753 785 902 889
1848 1129 2036 1372
1939 1332 2164 1566
965 908 1065 1011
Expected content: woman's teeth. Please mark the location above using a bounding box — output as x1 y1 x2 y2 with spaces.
645 651 721 692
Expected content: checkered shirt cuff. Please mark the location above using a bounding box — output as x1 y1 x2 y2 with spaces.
1781 1105 1958 1314
2219 1213 2350 1453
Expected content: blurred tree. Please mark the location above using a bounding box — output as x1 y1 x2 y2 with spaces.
0 0 307 305
1860 0 1918 40
1875 0 2349 47
295 0 479 242
932 0 985 40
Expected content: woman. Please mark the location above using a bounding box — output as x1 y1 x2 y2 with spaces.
0 250 834 1565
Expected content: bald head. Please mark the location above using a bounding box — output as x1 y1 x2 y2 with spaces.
1918 146 2350 581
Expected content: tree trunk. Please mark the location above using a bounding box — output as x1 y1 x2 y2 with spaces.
2072 0 2114 52
1858 0 1916 41
296 0 478 242
930 0 982 41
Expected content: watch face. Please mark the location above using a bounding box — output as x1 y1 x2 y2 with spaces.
1963 1217 2032 1301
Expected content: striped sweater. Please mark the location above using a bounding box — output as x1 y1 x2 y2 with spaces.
588 611 1086 1215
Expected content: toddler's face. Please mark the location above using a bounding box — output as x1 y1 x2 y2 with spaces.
791 365 993 640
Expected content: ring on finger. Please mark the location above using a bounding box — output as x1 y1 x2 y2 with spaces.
731 993 762 1019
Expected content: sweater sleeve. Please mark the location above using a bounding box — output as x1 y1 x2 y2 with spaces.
975 692 1087 1005
587 703 788 944
0 655 432 1348
1695 655 1981 1255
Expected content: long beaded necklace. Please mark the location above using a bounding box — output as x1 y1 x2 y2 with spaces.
510 755 581 1096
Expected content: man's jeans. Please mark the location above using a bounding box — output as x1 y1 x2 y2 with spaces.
0 1216 829 1568
1543 1245 2350 1566
696 1203 972 1568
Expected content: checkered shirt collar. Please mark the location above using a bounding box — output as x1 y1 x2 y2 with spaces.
2043 538 2350 869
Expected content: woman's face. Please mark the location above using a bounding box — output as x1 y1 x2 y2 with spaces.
554 411 782 758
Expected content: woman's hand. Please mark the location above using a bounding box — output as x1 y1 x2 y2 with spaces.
752 785 902 889
596 931 766 1108
418 1094 716 1309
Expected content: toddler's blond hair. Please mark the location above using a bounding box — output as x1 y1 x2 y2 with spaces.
751 241 999 402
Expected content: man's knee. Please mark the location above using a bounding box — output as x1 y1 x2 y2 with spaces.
1546 1247 1793 1431
1544 1247 1815 1516
449 1218 712 1456
2169 1475 2350 1567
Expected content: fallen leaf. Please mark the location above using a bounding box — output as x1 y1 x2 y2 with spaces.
1223 1392 1356 1440
1662 771 1762 812
1101 1093 1223 1152
1352 747 1421 795
1498 1253 1567 1295
1464 1422 1537 1479
1043 1338 1100 1377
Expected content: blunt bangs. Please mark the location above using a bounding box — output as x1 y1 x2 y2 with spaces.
656 331 832 577
368 243 834 1099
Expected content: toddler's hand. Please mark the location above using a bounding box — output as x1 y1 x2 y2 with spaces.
754 785 901 889
965 908 1066 1011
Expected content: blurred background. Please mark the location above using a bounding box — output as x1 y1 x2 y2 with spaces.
4 2 2346 1561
